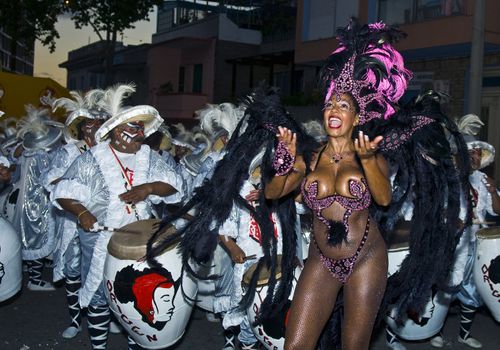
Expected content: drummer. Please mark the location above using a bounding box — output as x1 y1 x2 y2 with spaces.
429 114 500 349
42 89 107 339
52 84 185 350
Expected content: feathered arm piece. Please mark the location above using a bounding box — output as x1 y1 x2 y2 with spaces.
147 86 318 324
370 91 470 324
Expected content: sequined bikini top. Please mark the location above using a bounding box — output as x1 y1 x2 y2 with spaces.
301 178 372 213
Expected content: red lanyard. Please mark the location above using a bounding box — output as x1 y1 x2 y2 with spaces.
109 145 134 188
109 145 139 218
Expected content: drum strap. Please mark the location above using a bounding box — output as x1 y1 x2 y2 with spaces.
109 145 140 221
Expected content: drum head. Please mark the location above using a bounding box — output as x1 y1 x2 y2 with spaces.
107 219 178 260
243 255 282 287
476 226 500 239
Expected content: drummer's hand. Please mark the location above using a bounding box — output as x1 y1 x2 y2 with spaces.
119 184 152 204
245 189 261 202
229 245 246 264
79 211 98 231
483 176 498 194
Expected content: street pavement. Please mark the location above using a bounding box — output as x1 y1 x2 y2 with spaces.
0 271 498 350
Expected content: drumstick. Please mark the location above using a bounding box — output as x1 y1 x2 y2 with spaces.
472 220 497 226
96 225 142 234
244 254 257 261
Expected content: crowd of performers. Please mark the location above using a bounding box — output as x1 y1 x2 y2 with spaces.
1 18 499 350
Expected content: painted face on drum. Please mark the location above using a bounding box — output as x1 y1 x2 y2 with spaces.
152 284 175 323
132 272 177 328
114 265 179 331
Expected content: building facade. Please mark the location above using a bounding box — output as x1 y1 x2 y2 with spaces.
148 0 300 123
0 28 34 75
296 0 500 180
59 41 149 106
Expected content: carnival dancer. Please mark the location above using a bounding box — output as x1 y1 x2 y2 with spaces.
52 84 185 350
41 89 107 339
13 105 64 291
263 20 468 350
429 114 500 349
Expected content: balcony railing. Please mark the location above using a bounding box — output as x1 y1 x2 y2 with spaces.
378 0 465 25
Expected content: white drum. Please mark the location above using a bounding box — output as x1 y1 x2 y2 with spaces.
104 220 197 349
385 228 451 340
0 216 22 302
473 227 500 322
243 256 302 350
0 183 20 223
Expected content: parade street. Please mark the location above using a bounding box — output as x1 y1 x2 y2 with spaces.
0 271 498 350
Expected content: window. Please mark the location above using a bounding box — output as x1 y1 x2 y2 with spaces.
178 66 185 93
192 64 203 93
302 0 358 42
378 0 464 25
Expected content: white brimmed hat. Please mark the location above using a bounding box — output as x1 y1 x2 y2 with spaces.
53 90 108 143
466 139 495 169
457 114 496 169
17 104 63 151
94 84 163 143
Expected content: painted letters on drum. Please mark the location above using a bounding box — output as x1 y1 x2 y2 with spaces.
474 229 500 322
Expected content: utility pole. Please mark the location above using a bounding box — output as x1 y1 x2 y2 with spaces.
468 0 486 115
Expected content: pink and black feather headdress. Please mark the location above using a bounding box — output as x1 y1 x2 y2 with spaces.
320 19 412 125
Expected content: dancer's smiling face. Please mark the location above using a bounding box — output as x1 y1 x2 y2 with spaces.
322 93 359 138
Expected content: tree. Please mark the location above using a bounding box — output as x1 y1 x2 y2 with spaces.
65 0 163 85
0 0 62 73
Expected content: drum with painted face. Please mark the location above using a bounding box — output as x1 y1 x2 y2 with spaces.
242 256 302 350
0 216 22 302
473 227 500 322
104 219 197 349
0 182 21 223
385 224 452 340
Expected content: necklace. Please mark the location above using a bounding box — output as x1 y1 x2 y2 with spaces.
325 146 352 164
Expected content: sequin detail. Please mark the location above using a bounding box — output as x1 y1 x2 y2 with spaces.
301 178 371 231
314 217 370 284
272 140 295 176
379 115 434 151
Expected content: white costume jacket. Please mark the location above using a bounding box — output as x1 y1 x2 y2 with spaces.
52 142 185 306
